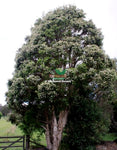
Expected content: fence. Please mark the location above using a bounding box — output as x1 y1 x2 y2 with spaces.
0 136 25 150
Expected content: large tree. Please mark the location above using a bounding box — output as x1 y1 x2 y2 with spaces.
6 6 117 150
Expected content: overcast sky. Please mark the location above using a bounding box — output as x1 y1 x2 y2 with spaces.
0 0 117 105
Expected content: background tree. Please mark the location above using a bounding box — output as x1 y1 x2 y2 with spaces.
0 112 2 119
6 5 117 150
0 104 11 116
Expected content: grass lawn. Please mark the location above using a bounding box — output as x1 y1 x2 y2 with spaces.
31 131 46 146
0 117 46 149
102 133 117 141
1 117 117 149
0 117 23 136
0 117 23 150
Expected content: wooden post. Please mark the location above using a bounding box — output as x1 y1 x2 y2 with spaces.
26 135 30 150
23 136 25 150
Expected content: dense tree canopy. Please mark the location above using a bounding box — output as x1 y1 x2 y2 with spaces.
6 5 117 150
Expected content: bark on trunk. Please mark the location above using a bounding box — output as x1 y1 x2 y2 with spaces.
57 110 68 146
45 110 69 150
45 117 52 150
52 111 58 150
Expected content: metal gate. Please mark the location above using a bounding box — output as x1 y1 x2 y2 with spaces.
0 136 25 150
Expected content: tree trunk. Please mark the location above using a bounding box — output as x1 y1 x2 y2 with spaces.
45 117 52 150
52 111 58 150
45 110 69 150
57 110 68 146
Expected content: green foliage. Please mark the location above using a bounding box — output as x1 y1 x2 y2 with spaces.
101 133 117 141
110 101 117 132
63 98 110 150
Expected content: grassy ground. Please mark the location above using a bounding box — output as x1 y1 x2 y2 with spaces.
102 133 117 141
0 117 46 149
31 131 46 146
1 117 117 149
0 117 23 150
0 117 23 136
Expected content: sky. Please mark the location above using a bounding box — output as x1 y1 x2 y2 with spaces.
0 0 117 105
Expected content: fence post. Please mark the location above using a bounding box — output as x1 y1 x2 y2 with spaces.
26 135 30 150
23 136 25 150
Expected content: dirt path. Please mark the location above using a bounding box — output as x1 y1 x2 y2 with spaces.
96 141 117 150
32 142 117 150
31 148 48 150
